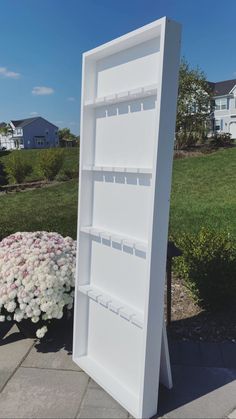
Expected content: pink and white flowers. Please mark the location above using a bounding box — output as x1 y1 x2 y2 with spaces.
0 232 76 338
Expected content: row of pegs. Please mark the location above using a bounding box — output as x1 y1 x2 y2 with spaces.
79 285 143 329
84 84 158 108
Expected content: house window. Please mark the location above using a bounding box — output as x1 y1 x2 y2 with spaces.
36 139 45 146
14 128 22 135
45 130 49 135
215 119 221 131
215 98 228 110
188 102 197 113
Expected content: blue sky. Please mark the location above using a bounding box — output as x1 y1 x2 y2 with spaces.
1 0 236 134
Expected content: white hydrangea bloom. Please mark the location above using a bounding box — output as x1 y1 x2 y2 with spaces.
0 231 76 339
36 325 48 338
6 301 17 313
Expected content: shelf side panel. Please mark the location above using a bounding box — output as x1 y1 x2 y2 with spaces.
140 19 181 419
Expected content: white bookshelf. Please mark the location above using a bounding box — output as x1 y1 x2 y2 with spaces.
73 17 181 419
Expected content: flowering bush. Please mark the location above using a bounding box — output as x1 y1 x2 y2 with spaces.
0 231 76 338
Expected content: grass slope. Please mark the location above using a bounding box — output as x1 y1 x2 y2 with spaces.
1 148 236 240
170 148 236 236
0 180 78 241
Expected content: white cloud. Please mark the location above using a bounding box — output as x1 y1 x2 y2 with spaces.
0 66 21 79
30 111 38 116
32 86 54 95
67 96 76 101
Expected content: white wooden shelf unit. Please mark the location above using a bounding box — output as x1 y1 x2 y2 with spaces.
73 17 181 419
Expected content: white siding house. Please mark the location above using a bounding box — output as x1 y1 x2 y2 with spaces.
210 79 236 138
0 122 15 150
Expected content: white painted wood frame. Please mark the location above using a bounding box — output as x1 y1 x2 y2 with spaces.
73 17 181 419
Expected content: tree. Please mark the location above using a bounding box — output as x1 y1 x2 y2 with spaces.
176 58 213 149
58 128 77 147
0 123 12 136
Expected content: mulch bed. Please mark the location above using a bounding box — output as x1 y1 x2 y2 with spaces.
0 180 68 194
167 278 236 342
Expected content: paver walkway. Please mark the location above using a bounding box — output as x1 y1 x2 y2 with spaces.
0 321 236 418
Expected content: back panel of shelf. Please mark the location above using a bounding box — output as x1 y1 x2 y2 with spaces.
73 17 181 419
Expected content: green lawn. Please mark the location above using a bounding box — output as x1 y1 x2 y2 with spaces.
170 148 236 236
1 147 236 241
0 148 79 183
0 180 78 241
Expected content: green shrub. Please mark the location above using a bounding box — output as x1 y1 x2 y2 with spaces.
0 175 6 185
0 162 7 185
175 127 208 150
172 228 236 310
63 168 78 179
5 153 32 183
56 171 70 182
208 132 233 148
38 149 65 181
175 131 198 150
56 168 78 182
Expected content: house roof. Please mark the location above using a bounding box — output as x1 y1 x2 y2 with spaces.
0 122 7 129
209 79 236 96
11 117 39 128
11 117 58 129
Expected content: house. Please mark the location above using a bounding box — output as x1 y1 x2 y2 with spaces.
0 122 12 150
209 79 236 138
0 117 59 150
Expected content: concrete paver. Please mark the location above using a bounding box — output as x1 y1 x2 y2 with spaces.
228 408 236 419
221 343 236 368
78 384 129 419
158 365 236 418
199 342 224 368
78 406 129 418
178 341 202 366
22 343 81 371
0 325 34 392
0 366 89 419
1 324 236 419
82 387 126 409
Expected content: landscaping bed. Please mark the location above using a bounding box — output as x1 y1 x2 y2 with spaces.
0 179 48 193
168 278 236 343
0 178 75 194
